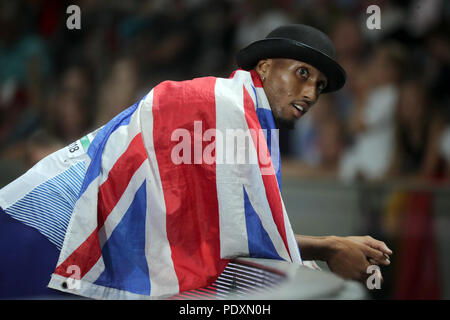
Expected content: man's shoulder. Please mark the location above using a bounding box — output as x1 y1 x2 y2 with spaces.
152 71 252 102
154 75 218 97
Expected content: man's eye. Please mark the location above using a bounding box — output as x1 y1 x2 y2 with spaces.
317 81 327 93
298 67 309 79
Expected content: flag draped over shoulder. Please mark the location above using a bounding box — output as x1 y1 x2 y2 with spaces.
0 69 302 299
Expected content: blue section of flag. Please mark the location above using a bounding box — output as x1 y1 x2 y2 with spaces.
243 186 282 260
254 86 281 190
255 107 276 134
80 100 141 196
5 161 86 249
94 181 150 295
0 209 70 298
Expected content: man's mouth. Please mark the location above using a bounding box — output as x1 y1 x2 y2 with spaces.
291 102 309 117
292 103 304 113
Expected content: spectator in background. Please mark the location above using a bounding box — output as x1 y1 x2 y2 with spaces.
387 79 446 182
191 0 236 76
60 63 93 104
95 56 140 127
289 97 331 169
233 0 294 53
24 129 64 169
286 95 345 179
49 92 89 144
0 1 51 153
339 42 407 182
330 15 366 124
44 64 95 144
331 16 365 62
129 0 202 81
425 26 450 119
318 116 345 177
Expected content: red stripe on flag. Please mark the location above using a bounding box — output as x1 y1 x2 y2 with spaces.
152 78 228 292
229 70 238 79
249 70 263 88
54 228 101 279
55 133 148 279
97 133 147 229
242 85 291 261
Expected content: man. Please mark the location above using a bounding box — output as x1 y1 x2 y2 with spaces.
236 24 392 282
0 24 391 299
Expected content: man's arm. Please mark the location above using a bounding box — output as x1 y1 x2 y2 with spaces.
295 234 392 282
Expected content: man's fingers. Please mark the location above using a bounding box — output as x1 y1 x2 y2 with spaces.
364 246 390 265
368 257 390 266
364 236 393 255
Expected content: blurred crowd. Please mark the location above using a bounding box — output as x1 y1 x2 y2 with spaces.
0 0 449 186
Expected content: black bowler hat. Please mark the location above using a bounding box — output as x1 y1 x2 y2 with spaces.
236 24 346 93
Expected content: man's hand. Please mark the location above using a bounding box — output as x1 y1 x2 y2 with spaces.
346 235 392 266
325 236 392 282
295 234 393 283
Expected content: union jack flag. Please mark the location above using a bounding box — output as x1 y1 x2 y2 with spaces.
0 69 302 299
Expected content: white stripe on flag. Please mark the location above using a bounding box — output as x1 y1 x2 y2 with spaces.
140 90 180 297
216 72 291 262
233 70 258 109
215 76 250 259
48 273 154 300
95 103 143 187
55 175 100 265
254 87 271 110
281 200 302 264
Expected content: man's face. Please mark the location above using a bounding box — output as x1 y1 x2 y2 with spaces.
256 58 328 129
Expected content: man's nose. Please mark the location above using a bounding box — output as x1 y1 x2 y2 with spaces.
301 83 318 103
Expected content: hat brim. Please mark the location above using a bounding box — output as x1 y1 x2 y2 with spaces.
236 38 346 93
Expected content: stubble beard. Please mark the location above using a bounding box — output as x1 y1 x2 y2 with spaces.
271 107 296 130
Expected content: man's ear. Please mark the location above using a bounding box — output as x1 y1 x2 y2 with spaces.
255 59 272 82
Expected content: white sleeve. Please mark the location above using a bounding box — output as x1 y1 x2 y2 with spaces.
364 86 398 129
